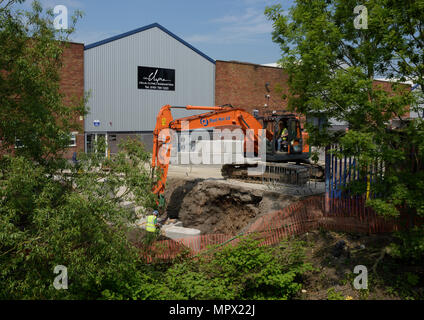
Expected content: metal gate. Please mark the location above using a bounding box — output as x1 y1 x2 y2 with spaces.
324 144 379 214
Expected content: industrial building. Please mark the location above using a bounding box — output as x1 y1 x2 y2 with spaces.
84 23 215 153
3 25 420 161
78 23 419 158
83 24 295 156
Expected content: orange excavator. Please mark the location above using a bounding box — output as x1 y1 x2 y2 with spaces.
151 104 318 204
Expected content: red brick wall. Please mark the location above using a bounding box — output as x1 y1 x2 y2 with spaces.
0 42 85 160
373 79 411 118
215 60 290 115
215 61 411 121
59 42 85 159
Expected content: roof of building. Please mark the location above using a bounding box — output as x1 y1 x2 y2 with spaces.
84 22 215 64
261 62 282 68
216 60 283 69
374 77 414 86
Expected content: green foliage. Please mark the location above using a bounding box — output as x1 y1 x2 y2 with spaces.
326 288 345 300
76 137 158 211
0 1 160 298
365 199 399 219
0 136 157 299
0 0 313 300
265 1 424 259
140 237 313 300
0 0 85 166
384 271 421 300
405 272 420 287
389 226 424 263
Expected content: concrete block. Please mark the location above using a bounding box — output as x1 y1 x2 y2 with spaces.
135 218 201 251
162 225 200 239
162 226 202 251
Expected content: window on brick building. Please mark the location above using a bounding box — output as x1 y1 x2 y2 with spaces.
69 132 77 147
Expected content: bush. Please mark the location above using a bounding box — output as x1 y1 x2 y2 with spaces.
0 139 157 299
389 226 424 263
143 237 313 300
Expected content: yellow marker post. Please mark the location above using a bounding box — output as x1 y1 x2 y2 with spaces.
366 174 370 200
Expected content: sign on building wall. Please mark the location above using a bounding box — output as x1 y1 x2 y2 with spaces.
137 66 175 91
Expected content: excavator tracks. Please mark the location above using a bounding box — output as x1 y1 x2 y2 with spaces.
221 162 314 186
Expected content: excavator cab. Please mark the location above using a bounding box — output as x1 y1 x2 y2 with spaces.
276 120 289 152
287 118 303 154
255 112 306 161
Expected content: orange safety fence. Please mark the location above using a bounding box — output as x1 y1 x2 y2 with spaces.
138 195 423 263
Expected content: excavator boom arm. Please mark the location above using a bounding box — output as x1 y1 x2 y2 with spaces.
151 105 273 196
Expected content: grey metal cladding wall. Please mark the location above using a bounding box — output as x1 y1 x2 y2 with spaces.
84 27 215 132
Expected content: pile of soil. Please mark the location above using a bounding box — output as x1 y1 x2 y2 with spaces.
164 177 301 234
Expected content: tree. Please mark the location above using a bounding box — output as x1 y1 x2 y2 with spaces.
265 1 424 222
0 0 84 166
0 1 158 299
0 138 158 299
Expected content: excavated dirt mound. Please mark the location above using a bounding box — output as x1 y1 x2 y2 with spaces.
164 177 303 235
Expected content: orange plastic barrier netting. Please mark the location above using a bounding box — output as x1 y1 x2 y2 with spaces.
139 196 422 263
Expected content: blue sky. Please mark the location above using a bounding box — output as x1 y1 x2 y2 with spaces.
24 0 293 64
